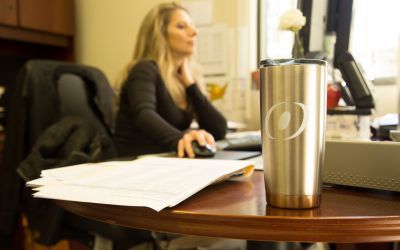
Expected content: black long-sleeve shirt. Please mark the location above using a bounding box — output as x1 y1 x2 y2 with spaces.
113 60 227 157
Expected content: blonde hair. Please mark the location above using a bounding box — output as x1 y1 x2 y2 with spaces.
117 2 203 109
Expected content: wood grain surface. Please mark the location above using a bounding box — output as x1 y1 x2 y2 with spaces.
57 171 400 243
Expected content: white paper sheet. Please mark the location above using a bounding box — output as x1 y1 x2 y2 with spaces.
31 157 254 211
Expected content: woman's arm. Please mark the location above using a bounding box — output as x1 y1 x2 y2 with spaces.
186 84 227 140
122 61 184 150
176 59 227 140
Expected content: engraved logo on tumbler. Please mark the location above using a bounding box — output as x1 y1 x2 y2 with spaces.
264 102 308 140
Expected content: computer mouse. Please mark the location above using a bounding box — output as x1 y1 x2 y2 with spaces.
191 141 216 158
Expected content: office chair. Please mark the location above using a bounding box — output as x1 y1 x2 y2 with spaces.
0 60 153 249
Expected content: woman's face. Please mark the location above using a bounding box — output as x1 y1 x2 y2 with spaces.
166 9 197 57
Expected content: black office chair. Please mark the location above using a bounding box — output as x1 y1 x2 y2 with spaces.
0 60 153 249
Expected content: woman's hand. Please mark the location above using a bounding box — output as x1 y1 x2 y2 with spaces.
177 129 216 158
177 59 195 87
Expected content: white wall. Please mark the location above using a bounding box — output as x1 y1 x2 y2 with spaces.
398 34 400 116
370 33 399 118
74 0 166 86
373 85 399 117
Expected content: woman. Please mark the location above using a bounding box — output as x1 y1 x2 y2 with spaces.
113 2 227 158
112 5 246 248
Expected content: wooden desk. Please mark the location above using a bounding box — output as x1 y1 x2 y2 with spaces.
57 171 400 243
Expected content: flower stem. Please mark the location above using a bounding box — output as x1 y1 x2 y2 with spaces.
294 31 304 58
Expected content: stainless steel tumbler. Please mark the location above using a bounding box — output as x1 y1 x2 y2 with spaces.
260 59 327 209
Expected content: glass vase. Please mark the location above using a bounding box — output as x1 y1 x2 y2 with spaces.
292 31 305 58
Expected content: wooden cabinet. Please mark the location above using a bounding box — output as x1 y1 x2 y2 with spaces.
0 0 17 26
0 0 74 97
0 0 74 47
19 0 74 36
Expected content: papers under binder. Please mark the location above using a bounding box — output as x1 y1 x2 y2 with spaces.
28 157 254 211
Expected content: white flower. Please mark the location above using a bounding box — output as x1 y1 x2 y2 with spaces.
279 9 306 32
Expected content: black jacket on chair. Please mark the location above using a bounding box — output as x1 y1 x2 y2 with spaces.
0 60 116 248
17 116 116 245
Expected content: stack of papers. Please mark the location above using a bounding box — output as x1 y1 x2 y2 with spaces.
28 157 254 211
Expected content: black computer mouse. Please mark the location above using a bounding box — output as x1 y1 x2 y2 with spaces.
191 141 216 158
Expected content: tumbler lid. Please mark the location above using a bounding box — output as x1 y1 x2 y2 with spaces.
259 58 327 67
